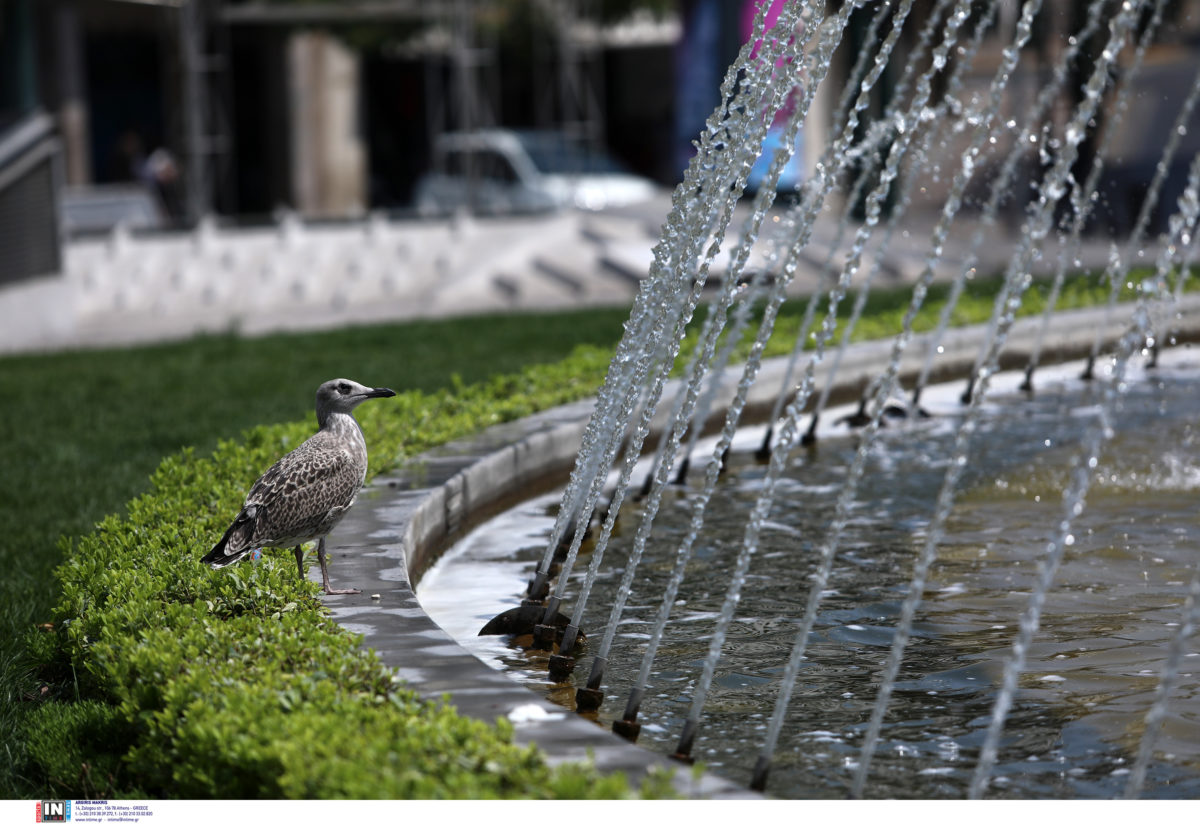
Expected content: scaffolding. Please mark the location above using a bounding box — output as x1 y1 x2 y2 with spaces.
175 0 236 222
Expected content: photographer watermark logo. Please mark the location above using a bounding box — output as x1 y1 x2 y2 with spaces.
35 801 70 822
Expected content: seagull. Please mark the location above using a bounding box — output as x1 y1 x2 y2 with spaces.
202 378 396 594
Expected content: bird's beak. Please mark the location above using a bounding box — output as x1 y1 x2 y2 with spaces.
364 387 397 399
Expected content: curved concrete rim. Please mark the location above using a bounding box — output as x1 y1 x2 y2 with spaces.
320 296 1200 798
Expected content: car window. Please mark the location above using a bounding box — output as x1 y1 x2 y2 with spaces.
478 150 519 182
516 132 626 175
442 149 519 183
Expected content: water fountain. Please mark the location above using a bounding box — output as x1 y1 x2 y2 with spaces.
416 0 1200 799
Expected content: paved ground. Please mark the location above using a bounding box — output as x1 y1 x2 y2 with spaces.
0 191 1156 355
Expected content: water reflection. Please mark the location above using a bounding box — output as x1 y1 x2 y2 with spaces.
419 354 1200 798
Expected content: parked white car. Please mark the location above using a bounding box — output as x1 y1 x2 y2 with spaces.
415 129 659 215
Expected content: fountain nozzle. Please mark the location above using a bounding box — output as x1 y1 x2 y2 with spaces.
1081 355 1096 381
910 385 932 418
1019 363 1035 393
548 654 575 682
835 397 872 429
527 570 551 600
672 455 691 485
749 755 771 792
960 375 976 405
612 718 641 742
800 412 820 446
612 687 644 742
671 718 699 764
574 686 604 713
754 425 774 461
574 656 608 712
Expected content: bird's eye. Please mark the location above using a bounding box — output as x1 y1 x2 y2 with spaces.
337 383 350 395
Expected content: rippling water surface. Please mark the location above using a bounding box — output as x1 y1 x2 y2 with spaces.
419 353 1200 799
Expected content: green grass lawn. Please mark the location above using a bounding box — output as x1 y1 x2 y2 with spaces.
0 308 631 797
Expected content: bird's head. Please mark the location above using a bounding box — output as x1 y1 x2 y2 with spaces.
315 378 396 425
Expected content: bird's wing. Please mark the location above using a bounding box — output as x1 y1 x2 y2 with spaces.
245 436 360 511
202 503 262 567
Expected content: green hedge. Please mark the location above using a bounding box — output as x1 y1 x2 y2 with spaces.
22 343 680 799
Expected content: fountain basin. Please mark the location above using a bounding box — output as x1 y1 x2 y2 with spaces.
327 298 1200 797
423 347 1200 798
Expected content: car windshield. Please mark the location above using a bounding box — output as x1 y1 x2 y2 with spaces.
514 131 628 175
443 149 519 182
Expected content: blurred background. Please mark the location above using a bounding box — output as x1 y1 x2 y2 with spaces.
4 0 1200 350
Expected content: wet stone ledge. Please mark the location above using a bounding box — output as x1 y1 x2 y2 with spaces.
314 395 757 798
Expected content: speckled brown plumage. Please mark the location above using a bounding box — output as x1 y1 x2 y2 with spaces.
202 378 396 594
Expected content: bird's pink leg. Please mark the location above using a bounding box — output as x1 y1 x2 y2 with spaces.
317 537 360 595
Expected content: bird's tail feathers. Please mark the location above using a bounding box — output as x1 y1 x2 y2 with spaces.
202 505 260 568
